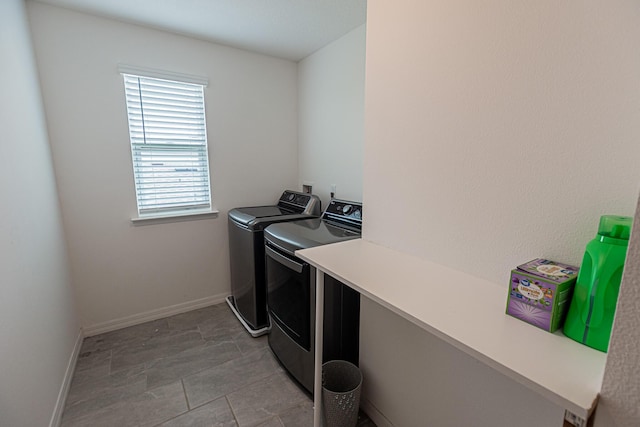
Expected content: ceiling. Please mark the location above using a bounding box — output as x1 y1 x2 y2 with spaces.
34 0 367 62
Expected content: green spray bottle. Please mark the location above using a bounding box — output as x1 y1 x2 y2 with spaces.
563 215 633 352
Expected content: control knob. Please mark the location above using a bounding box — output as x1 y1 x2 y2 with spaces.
342 204 353 215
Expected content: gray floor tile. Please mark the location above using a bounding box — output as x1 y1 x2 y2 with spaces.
166 306 221 331
145 339 241 390
253 417 284 427
68 357 112 388
61 303 375 427
278 401 313 427
157 397 237 427
199 307 246 342
278 402 374 427
183 348 281 408
81 318 171 353
111 329 204 372
226 371 309 427
63 365 147 421
62 381 187 427
74 348 111 374
232 330 269 355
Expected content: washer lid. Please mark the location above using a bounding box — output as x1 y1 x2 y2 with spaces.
229 206 291 222
265 218 361 254
228 205 315 230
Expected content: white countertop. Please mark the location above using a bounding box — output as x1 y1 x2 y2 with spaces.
296 238 606 419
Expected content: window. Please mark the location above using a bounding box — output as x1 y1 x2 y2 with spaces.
121 68 211 217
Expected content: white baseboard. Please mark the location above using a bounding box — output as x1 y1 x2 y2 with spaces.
82 293 228 337
361 397 394 427
49 329 83 427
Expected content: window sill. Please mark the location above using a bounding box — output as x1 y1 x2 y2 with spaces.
130 209 219 225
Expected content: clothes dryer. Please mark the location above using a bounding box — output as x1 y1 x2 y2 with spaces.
264 199 362 393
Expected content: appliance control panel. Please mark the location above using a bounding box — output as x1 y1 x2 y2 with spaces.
323 199 363 226
278 190 321 215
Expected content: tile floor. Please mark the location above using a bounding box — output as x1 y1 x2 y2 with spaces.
61 302 375 427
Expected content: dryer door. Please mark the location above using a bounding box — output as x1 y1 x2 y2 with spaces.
265 242 312 351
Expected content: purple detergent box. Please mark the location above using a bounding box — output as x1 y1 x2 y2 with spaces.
506 258 578 332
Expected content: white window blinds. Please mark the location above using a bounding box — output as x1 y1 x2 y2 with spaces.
122 73 211 216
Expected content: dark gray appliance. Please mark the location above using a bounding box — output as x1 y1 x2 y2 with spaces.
227 190 321 337
264 199 362 394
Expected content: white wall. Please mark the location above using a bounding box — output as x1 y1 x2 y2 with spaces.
298 25 366 207
360 298 563 427
364 1 640 282
27 2 299 330
0 1 79 426
360 1 640 426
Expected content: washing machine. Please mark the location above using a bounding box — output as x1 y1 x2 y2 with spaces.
227 190 321 336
